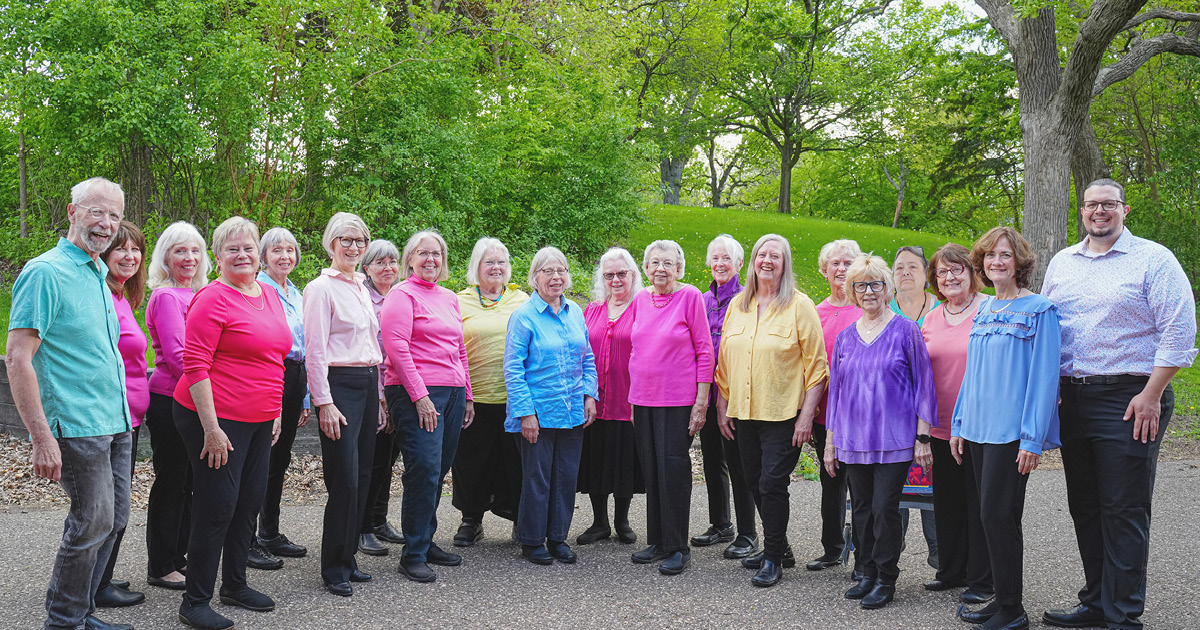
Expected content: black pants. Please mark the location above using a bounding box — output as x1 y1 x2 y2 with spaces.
258 358 308 539
452 402 522 521
735 418 801 562
361 426 401 532
811 427 848 557
98 425 140 591
1060 380 1172 630
145 392 192 579
319 367 378 584
968 440 1029 608
633 405 692 554
695 406 756 537
845 461 909 584
931 437 992 589
174 403 272 607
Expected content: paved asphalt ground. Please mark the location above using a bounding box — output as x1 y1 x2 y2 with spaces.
3 461 1199 630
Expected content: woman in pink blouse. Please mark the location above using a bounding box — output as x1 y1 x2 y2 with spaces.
302 212 384 597
145 220 210 590
628 240 715 576
577 247 645 546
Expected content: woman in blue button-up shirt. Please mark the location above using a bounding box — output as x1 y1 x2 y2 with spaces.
504 246 598 566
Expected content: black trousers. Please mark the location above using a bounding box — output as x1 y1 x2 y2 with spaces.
633 405 693 554
845 461 909 584
258 358 308 539
735 418 801 562
931 437 992 589
452 402 522 521
811 427 849 557
1060 380 1172 630
968 440 1029 608
695 406 756 537
145 392 192 579
361 426 401 532
174 403 272 607
98 425 140 590
319 367 378 584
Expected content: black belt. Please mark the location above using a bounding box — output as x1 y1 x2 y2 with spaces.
284 358 305 367
1061 374 1148 386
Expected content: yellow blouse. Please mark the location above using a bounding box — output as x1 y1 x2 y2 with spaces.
457 284 530 405
715 290 829 422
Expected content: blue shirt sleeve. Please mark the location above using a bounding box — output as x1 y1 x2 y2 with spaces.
9 261 58 336
1019 304 1062 454
577 309 599 400
504 309 536 424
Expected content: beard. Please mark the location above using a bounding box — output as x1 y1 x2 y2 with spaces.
81 228 116 254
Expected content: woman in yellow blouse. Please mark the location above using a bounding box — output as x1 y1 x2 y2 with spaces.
715 233 829 589
451 237 530 546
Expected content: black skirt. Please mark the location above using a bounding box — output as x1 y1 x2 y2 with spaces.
577 418 645 497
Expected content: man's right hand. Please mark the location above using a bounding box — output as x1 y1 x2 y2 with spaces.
31 437 62 482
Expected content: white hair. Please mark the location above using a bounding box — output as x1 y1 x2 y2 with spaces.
148 221 210 290
71 177 124 208
362 239 400 292
706 234 745 268
465 237 512 286
818 239 863 273
321 212 371 258
527 246 572 294
259 227 301 268
642 239 686 276
591 247 642 302
400 230 450 281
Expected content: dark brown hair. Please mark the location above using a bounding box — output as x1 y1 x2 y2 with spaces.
970 226 1036 289
927 243 982 301
102 221 148 309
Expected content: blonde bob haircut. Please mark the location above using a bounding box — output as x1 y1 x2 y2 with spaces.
845 254 895 308
527 246 572 294
321 212 371 258
591 247 643 302
817 239 863 274
148 221 210 290
400 230 450 282
706 234 745 268
465 237 512 286
737 233 797 313
211 217 261 276
642 240 686 277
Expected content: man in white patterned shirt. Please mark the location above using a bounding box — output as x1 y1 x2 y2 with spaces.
1041 179 1197 630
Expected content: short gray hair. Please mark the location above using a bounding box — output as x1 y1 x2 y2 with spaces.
642 239 686 276
259 227 301 269
321 212 371 258
818 239 863 273
591 247 642 302
465 237 512 286
528 246 571 294
362 239 400 271
148 221 210 290
212 216 261 258
400 230 450 282
706 234 744 268
71 177 124 208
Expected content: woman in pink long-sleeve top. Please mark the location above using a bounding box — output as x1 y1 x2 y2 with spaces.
144 220 210 590
380 229 473 584
627 239 715 576
302 212 384 598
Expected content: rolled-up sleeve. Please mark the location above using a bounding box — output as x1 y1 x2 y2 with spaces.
1148 255 1198 369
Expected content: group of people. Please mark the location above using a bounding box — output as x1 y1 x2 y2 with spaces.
7 177 1195 630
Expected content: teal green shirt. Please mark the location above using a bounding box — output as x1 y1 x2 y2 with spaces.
9 238 131 438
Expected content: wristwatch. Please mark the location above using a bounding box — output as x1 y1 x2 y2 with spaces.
915 434 931 444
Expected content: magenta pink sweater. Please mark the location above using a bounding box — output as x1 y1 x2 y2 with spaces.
380 275 472 401
628 285 715 407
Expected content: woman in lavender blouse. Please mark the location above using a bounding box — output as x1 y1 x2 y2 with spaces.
824 254 937 611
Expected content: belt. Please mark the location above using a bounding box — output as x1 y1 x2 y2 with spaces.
284 358 305 367
1061 374 1148 386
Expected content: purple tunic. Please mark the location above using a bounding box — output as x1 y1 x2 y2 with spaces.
826 315 938 464
703 274 742 404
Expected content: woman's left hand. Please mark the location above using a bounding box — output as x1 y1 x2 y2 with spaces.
688 403 707 436
298 408 311 428
914 440 933 469
792 416 814 448
583 396 597 428
378 399 389 433
463 400 476 430
271 417 282 446
1016 449 1040 475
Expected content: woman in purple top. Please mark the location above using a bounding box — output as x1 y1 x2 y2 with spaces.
92 221 149 608
690 234 757 560
144 220 210 590
627 240 715 576
824 254 937 610
576 247 644 546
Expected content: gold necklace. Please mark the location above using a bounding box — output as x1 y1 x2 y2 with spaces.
859 312 889 337
231 282 265 311
989 293 1021 313
651 284 677 308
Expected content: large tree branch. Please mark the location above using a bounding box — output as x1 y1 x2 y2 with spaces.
1056 0 1149 134
973 0 1019 50
1121 9 1200 31
1094 32 1200 95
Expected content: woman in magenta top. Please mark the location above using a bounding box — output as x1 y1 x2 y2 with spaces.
577 247 644 547
627 239 715 576
144 220 210 590
172 217 291 630
380 229 472 584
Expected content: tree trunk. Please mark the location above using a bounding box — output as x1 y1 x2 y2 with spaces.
18 129 28 239
660 155 689 205
120 134 155 227
777 137 793 214
884 158 907 229
1070 120 1109 241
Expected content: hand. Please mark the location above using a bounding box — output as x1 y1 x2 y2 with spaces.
823 442 838 478
415 396 440 432
378 399 389 433
520 414 539 444
1016 449 1040 475
319 403 347 440
583 396 597 428
30 437 62 482
688 403 707 436
271 417 282 446
717 412 735 441
463 400 476 430
1123 388 1163 444
949 436 964 465
201 427 234 469
914 440 932 469
792 416 814 448
298 408 311 428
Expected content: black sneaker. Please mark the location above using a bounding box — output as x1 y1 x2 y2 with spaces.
247 540 283 570
218 586 276 612
178 603 234 630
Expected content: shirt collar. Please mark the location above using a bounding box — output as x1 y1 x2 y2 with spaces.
709 274 742 302
58 237 100 269
321 267 367 285
257 270 297 294
530 290 570 314
367 283 386 305
406 274 438 290
1075 227 1134 257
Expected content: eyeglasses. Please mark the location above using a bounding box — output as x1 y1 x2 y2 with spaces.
603 270 630 281
415 249 443 259
337 236 367 249
1083 200 1124 211
934 265 966 279
482 259 508 267
79 206 122 224
539 268 569 277
852 281 886 294
647 260 677 270
369 259 398 268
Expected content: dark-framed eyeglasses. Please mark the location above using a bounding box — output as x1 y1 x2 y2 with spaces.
852 280 886 294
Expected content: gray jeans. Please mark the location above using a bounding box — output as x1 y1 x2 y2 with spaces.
44 431 132 630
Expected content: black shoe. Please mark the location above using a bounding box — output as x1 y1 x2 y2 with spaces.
806 551 841 571
741 547 795 569
751 559 782 587
575 524 611 545
615 522 637 544
374 521 404 544
247 540 284 570
993 613 1031 630
398 560 437 583
178 603 234 630
522 544 554 565
147 575 186 590
956 603 998 624
350 568 372 583
547 541 577 563
1042 604 1105 628
658 550 690 575
850 566 865 582
95 584 145 608
723 535 758 559
632 545 671 564
962 587 996 604
453 519 483 547
860 581 895 609
219 586 276 612
427 543 463 567
260 533 307 558
845 576 875 599
84 616 133 630
690 524 735 547
924 579 967 591
358 533 389 556
324 580 353 597
110 580 130 589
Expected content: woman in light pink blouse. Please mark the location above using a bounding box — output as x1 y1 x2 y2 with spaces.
302 212 384 597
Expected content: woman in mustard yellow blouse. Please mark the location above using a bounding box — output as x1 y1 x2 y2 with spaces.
715 233 828 589
451 237 530 546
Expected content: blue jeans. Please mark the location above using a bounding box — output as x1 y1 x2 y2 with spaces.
388 384 465 564
514 426 584 546
45 431 132 630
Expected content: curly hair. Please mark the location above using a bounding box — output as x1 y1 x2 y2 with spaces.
970 227 1036 289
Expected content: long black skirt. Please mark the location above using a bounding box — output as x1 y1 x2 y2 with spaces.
577 418 645 498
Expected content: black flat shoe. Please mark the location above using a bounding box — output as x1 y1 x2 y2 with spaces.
741 547 795 569
358 533 389 556
723 535 758 559
218 586 275 612
453 519 483 547
324 580 353 597
95 584 145 608
548 541 577 564
398 560 437 583
956 603 997 624
350 569 372 583
84 616 133 630
427 543 463 567
147 575 186 590
658 550 690 575
631 545 671 564
575 524 611 545
522 544 554 565
751 559 781 587
924 579 967 591
806 551 841 571
260 533 307 558
845 576 875 599
690 524 735 547
615 522 637 544
247 540 284 570
110 580 130 589
1042 604 1104 628
993 613 1030 630
178 603 234 630
860 582 895 609
374 521 404 544
962 587 996 604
